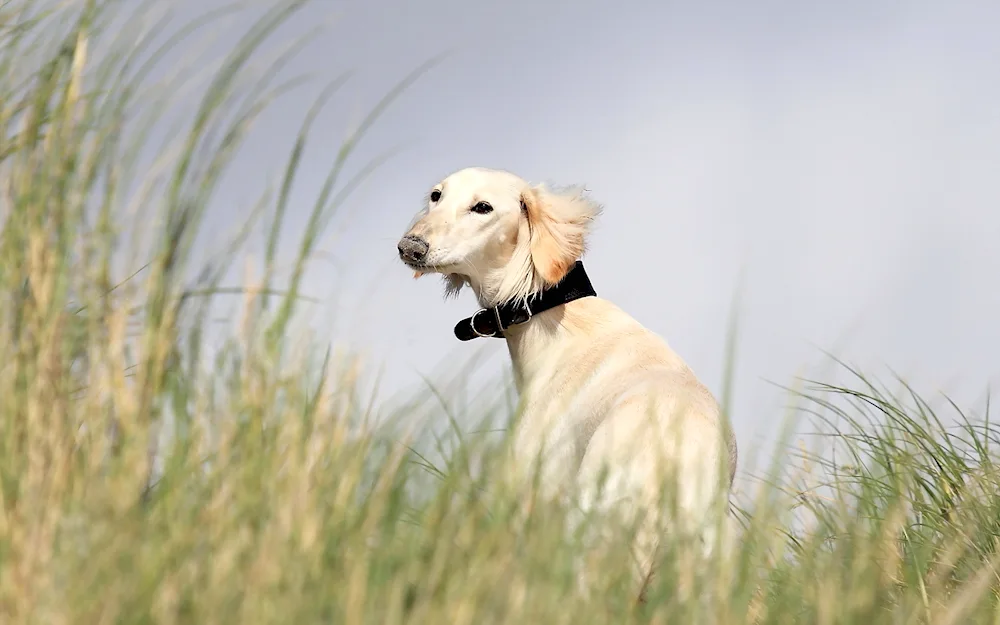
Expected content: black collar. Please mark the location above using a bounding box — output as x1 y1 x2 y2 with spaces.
454 261 597 341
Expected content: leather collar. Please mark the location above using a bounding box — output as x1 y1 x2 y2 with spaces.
453 261 597 341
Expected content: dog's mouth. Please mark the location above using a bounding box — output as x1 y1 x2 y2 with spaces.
402 259 431 270
402 260 444 278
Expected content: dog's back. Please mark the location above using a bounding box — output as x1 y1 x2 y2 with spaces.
503 296 735 586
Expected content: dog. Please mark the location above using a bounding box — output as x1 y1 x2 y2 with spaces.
397 166 737 600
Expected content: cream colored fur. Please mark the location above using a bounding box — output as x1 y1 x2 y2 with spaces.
399 166 737 598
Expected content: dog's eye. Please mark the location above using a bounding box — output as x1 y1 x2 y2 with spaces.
430 189 441 203
470 201 493 215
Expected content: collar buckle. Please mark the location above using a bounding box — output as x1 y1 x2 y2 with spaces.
513 300 533 326
492 306 505 335
469 308 498 338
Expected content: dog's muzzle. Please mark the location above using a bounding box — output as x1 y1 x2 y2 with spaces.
397 235 429 265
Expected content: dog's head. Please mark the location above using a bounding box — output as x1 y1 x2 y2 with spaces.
397 167 601 306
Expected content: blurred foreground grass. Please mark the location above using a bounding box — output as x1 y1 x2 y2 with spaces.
1 1 998 623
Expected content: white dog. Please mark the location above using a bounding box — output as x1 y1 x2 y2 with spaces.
397 167 737 600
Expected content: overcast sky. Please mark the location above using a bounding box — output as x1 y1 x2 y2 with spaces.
120 0 1000 477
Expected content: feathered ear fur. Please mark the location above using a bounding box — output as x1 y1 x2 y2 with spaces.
522 184 602 286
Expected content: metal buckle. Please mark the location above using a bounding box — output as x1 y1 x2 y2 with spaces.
469 303 533 338
493 307 505 334
469 309 496 338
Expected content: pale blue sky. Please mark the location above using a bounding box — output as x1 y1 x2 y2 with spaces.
115 0 1000 475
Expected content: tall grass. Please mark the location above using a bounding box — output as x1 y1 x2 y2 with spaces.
1 1 998 622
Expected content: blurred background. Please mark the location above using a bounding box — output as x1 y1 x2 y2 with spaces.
138 0 1000 471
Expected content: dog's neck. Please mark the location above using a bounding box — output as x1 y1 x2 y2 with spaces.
460 266 538 312
452 261 596 342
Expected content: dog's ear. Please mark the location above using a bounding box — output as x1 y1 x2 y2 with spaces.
521 185 601 285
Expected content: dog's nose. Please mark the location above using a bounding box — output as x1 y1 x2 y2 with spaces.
397 235 429 264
